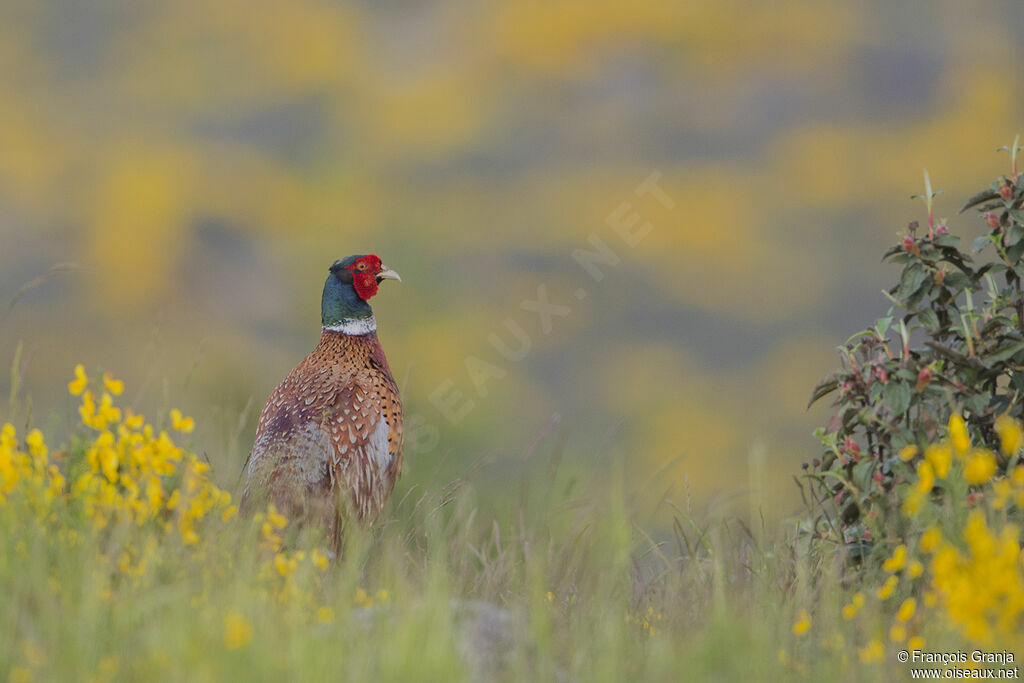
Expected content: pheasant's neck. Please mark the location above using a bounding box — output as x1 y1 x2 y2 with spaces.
322 316 377 336
321 273 374 329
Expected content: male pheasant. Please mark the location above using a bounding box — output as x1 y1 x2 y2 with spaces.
243 254 403 547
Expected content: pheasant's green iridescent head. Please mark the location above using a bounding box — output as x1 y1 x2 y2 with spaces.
321 254 401 333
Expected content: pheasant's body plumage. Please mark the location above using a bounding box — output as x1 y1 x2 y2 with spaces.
242 254 403 547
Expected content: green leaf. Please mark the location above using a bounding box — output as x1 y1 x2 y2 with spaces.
1010 209 1024 224
943 272 970 291
980 315 1015 338
972 235 993 253
851 460 875 493
917 308 939 331
807 375 840 409
876 316 893 338
883 381 912 415
897 263 929 300
986 340 1024 364
933 233 960 248
882 245 905 261
959 188 1000 213
1008 241 1024 267
964 392 989 415
1006 223 1024 248
925 342 987 372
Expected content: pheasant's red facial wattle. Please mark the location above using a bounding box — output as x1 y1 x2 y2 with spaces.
346 255 383 300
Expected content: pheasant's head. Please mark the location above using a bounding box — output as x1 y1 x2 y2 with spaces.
322 254 401 332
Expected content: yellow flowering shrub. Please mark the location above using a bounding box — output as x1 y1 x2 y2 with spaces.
0 366 346 634
833 413 1024 661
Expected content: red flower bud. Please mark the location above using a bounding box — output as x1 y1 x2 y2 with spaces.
873 471 884 484
966 492 983 506
874 366 889 384
935 223 949 235
1000 182 1014 200
844 438 861 460
902 234 916 251
862 529 873 541
985 212 1000 228
915 366 933 392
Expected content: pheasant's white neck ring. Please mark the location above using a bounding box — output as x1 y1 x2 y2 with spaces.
323 317 377 336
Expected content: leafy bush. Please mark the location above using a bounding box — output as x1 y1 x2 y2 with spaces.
805 137 1024 551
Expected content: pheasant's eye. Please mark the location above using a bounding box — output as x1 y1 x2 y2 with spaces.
356 263 367 271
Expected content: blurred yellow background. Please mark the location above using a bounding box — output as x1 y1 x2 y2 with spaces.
1 0 1022 517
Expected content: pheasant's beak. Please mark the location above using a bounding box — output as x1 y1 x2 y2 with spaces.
376 266 401 283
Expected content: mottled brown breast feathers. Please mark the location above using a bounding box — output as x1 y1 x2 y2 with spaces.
244 330 403 534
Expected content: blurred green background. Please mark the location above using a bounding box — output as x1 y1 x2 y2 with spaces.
1 0 1022 518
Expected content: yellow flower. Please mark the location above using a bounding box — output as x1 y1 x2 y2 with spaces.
221 505 238 522
122 408 145 430
995 415 1023 455
889 624 906 642
882 545 906 572
375 589 389 603
1013 466 1024 486
964 449 997 485
924 444 951 479
920 527 941 553
931 543 958 571
859 638 884 663
355 588 373 608
876 575 898 600
68 364 88 395
907 635 925 651
902 489 925 517
317 606 335 624
949 414 970 455
266 504 288 530
792 609 811 635
79 390 96 425
963 510 993 555
169 409 195 434
896 597 916 622
908 560 923 578
898 444 919 462
841 593 864 620
25 429 47 464
274 553 299 577
311 548 329 571
993 478 1012 509
102 372 124 396
917 461 936 494
224 613 252 650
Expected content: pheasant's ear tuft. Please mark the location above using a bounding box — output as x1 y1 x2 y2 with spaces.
333 267 354 285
